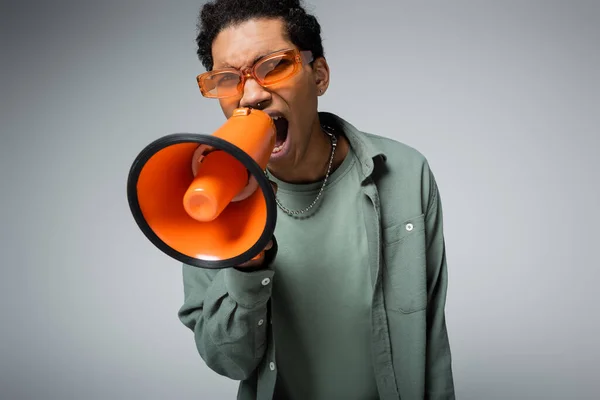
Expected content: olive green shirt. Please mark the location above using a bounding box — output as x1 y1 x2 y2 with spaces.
178 111 455 399
268 145 378 399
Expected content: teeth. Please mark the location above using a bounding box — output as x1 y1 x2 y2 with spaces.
270 115 285 154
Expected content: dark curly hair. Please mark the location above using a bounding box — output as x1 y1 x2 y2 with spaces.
195 0 324 71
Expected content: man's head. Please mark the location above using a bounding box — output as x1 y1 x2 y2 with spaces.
194 0 332 182
196 0 324 72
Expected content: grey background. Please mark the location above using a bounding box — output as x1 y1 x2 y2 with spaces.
1 0 599 399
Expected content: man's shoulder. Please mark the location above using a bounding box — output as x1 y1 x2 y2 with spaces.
357 131 433 186
356 130 436 221
320 111 432 174
322 111 437 217
362 131 428 165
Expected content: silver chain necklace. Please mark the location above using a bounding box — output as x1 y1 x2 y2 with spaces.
267 125 338 216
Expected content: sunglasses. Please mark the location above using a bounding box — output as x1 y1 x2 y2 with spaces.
196 48 314 99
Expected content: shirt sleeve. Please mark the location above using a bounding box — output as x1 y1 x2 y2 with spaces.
424 168 456 399
177 245 277 381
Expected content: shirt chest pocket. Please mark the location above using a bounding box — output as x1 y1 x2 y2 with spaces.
381 213 427 314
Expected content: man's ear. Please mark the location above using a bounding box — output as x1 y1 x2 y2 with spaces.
312 57 330 96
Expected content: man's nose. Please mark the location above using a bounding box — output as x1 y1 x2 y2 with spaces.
239 78 271 109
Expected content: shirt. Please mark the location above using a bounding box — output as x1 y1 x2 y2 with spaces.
178 111 456 400
269 145 378 399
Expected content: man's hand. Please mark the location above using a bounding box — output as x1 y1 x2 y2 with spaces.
237 238 275 268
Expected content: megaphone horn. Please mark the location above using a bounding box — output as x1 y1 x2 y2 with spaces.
127 107 277 269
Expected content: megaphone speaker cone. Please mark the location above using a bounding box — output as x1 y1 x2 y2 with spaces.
127 108 277 269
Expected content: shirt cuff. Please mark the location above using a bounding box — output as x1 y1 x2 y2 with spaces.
224 267 275 309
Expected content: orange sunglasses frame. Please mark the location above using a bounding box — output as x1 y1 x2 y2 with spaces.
196 48 314 99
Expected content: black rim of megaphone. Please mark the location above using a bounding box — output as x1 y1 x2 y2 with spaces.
127 133 277 269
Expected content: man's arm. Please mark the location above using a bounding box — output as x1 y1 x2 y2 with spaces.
177 248 276 381
423 168 456 399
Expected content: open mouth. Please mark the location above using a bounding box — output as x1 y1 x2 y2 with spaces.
272 115 289 153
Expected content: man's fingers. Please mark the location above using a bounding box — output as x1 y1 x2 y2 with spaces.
235 240 273 268
237 250 265 268
264 239 274 251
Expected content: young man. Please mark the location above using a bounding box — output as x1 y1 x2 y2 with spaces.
178 1 455 399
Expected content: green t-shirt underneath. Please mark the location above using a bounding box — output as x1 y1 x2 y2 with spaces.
268 146 379 400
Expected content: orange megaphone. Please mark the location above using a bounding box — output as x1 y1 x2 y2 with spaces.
127 107 277 269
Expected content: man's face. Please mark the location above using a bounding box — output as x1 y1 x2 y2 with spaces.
211 18 327 175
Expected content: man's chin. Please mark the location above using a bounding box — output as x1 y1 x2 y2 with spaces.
266 154 292 179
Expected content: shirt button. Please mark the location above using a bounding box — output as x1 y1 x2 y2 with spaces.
269 362 275 371
261 278 271 286
406 223 414 231
258 319 264 326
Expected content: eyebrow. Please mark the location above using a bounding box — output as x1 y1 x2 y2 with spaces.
219 48 287 69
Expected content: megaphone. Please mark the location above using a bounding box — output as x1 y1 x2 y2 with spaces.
127 107 277 269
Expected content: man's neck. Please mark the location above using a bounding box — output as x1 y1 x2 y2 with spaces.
268 124 350 185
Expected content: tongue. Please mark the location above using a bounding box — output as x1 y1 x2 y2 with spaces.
273 118 288 147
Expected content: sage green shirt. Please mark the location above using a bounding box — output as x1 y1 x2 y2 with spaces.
178 111 455 400
268 146 378 399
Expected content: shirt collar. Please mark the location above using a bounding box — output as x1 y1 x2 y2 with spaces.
319 111 387 181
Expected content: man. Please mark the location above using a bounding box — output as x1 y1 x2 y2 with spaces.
178 1 455 399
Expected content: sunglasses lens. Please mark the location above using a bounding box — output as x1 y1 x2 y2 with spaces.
198 50 307 98
200 72 241 97
256 53 297 84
